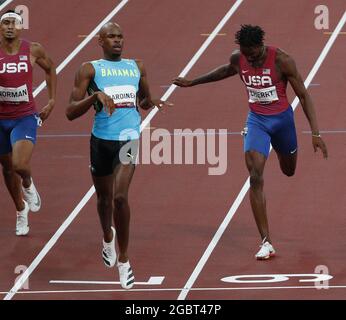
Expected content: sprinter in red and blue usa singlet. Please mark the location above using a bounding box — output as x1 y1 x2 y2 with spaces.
0 38 36 119
239 45 297 159
0 10 56 236
173 25 328 260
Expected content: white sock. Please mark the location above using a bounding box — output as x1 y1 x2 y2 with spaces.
17 201 28 214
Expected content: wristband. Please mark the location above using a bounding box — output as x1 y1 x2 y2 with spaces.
312 133 321 138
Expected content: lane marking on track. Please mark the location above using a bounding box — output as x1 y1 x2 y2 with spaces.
3 0 132 300
78 35 99 38
0 0 14 11
303 130 346 134
140 0 244 131
33 0 129 98
36 129 346 139
4 186 96 300
324 31 346 35
201 33 227 36
37 132 242 138
1 284 346 295
3 0 243 300
177 9 346 301
50 276 165 286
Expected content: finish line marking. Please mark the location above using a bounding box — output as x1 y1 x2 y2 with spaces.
50 276 165 286
1 284 346 295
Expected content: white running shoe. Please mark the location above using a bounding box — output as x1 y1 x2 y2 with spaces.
22 179 41 212
16 201 30 236
102 226 117 268
255 239 276 260
117 261 135 289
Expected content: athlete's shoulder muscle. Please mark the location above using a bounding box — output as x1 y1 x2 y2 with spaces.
70 62 95 101
30 42 54 71
230 49 241 61
77 62 95 82
228 49 240 75
276 48 298 78
30 42 45 59
276 48 307 98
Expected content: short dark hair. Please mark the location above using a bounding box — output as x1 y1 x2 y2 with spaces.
4 9 17 14
235 25 265 47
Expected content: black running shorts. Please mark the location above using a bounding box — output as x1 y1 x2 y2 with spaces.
90 134 137 177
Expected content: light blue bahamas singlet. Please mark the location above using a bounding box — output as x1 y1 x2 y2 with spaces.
89 59 141 141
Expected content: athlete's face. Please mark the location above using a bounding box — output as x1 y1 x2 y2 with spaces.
99 26 124 57
240 45 264 63
0 18 22 40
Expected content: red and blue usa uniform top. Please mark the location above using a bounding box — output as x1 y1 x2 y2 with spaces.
239 46 290 115
0 39 36 119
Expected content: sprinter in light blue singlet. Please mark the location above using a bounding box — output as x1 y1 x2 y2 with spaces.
66 22 172 290
89 58 141 141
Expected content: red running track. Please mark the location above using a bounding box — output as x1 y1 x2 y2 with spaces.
0 0 345 300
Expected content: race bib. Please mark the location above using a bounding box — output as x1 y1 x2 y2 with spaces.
247 86 279 104
104 85 136 108
0 84 29 103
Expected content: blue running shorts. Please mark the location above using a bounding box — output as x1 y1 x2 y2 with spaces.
0 113 39 155
243 106 297 158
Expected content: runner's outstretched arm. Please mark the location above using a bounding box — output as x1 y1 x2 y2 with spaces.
173 50 239 87
136 59 173 110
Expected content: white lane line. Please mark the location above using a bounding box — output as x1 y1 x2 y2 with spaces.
33 0 129 97
3 0 244 300
50 276 165 286
177 10 346 301
4 186 95 300
0 0 14 12
140 0 244 131
201 33 227 36
4 2 130 301
1 284 346 295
